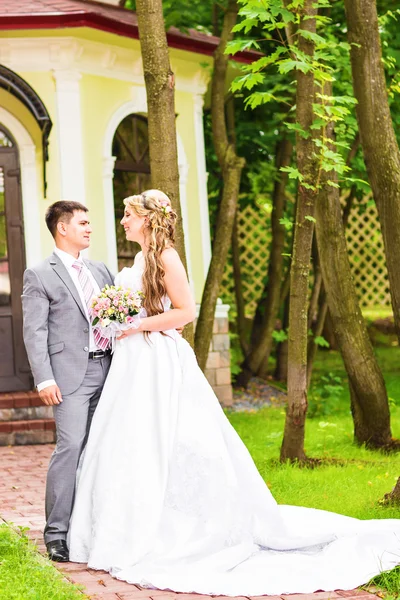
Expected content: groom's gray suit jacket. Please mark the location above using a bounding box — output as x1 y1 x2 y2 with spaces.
22 253 114 396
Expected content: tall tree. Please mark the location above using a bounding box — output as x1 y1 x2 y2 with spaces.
135 0 193 342
194 0 245 371
344 0 400 342
280 0 317 462
314 85 392 448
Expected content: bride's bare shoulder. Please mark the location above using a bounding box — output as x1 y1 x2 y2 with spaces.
160 247 184 270
161 247 179 261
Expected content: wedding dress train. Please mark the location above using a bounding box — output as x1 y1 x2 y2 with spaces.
68 252 400 596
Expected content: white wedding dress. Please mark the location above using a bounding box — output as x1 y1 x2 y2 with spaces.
68 252 400 596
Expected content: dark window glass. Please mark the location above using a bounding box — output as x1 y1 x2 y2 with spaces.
112 115 151 270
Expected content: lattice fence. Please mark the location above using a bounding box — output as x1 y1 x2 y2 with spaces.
220 204 271 317
219 198 391 318
345 197 391 308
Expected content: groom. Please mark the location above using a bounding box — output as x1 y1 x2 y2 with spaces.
22 201 114 562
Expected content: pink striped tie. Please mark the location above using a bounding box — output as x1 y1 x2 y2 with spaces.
72 261 110 351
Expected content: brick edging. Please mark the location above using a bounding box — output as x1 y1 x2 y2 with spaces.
0 391 41 409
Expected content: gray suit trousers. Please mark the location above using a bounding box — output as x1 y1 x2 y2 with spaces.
44 354 111 544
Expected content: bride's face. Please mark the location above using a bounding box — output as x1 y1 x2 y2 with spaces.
121 207 146 244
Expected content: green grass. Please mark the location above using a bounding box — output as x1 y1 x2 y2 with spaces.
227 405 400 519
228 346 400 518
0 524 86 600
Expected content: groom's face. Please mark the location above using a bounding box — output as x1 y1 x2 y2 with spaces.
60 210 92 251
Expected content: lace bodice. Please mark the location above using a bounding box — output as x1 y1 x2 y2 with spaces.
114 251 171 312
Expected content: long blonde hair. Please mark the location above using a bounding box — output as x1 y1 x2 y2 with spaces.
123 190 177 317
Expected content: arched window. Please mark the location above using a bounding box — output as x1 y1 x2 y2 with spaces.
112 114 152 270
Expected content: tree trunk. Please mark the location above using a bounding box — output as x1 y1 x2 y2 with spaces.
345 0 400 342
227 96 248 355
381 476 400 505
275 294 289 382
308 238 323 331
135 0 193 344
236 138 292 387
314 85 392 448
280 1 317 462
232 211 248 356
194 0 245 371
306 289 328 389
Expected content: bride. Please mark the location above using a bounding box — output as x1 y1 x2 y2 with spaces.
68 189 400 596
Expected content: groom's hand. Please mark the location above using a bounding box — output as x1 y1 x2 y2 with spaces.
39 384 63 406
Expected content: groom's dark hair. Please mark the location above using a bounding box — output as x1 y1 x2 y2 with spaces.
46 200 89 238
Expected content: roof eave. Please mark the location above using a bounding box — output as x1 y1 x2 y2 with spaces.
0 13 257 64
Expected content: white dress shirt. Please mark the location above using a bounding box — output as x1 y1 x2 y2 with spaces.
37 247 102 392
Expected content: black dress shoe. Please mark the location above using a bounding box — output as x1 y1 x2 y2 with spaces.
46 539 69 562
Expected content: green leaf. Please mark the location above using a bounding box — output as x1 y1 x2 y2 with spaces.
314 335 330 348
310 118 327 130
279 217 294 230
278 59 312 74
92 317 99 326
301 181 317 190
232 18 259 34
284 121 310 138
298 28 326 45
326 180 340 188
245 91 275 109
280 166 304 181
249 46 287 72
305 215 316 222
231 72 265 93
225 38 260 56
272 329 288 342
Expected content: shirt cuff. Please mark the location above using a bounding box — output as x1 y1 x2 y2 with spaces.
37 379 56 392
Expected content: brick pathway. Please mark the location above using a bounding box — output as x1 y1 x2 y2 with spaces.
0 445 381 600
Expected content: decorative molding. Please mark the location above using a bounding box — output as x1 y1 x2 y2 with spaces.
193 92 212 277
53 68 86 207
0 107 41 267
0 37 209 94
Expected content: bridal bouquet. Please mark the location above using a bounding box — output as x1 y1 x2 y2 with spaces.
91 285 145 348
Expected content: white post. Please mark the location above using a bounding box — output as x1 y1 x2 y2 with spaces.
53 70 86 204
193 92 212 278
102 156 118 274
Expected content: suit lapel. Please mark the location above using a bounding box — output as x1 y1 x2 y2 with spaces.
49 253 88 320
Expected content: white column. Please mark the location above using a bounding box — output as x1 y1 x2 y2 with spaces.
102 156 118 274
53 70 86 204
20 144 42 267
178 161 194 292
193 92 212 278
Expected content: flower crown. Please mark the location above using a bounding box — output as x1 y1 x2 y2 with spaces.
158 198 173 216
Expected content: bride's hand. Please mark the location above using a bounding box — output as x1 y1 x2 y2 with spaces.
117 327 140 341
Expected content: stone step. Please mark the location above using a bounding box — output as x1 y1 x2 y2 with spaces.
0 391 53 422
0 418 56 446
